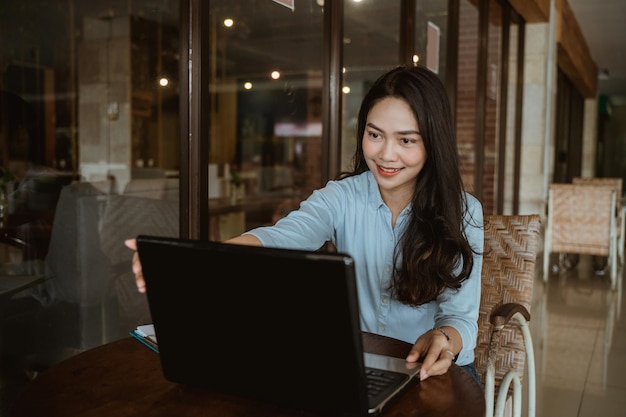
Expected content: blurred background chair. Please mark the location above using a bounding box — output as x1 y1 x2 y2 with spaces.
0 180 113 378
98 193 179 342
543 183 618 289
572 177 624 266
123 178 179 200
474 214 541 417
1 179 179 375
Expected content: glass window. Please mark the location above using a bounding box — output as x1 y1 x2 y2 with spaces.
414 0 449 83
456 0 480 195
483 0 503 214
208 0 324 240
0 0 181 363
341 0 401 171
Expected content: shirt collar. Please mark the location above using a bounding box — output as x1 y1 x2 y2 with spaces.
364 171 413 216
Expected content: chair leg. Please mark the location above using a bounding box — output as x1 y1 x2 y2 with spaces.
610 237 617 291
617 206 626 265
544 195 553 284
543 249 550 283
521 319 536 417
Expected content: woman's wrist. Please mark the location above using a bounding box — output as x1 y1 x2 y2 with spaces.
431 326 460 362
431 326 451 341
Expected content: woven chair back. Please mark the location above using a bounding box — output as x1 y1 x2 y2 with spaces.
474 214 541 390
572 177 622 239
572 177 622 195
548 183 615 256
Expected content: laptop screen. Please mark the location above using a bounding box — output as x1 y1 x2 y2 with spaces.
137 236 371 415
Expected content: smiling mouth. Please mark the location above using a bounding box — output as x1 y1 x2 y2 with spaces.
377 165 401 176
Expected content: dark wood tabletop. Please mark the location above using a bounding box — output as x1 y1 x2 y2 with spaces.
10 332 485 417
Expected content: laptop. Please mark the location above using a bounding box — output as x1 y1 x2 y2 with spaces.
135 235 420 416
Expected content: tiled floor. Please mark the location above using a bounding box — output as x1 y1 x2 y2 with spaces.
532 255 626 417
1 254 625 416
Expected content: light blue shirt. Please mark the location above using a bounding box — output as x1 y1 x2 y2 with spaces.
245 171 483 366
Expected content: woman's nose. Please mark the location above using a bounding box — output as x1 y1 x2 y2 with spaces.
379 141 398 161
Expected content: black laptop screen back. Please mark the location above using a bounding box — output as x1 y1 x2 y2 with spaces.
136 236 370 415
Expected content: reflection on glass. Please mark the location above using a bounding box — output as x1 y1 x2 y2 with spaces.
0 0 180 272
342 0 401 172
208 0 324 240
415 0 448 81
341 0 448 186
79 13 180 185
0 0 182 376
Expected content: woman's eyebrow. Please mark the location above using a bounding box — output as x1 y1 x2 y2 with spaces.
397 129 421 136
366 122 420 136
366 122 383 131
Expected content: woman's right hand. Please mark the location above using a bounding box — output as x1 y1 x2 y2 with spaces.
124 238 146 293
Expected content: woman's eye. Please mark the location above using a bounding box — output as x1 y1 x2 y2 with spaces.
400 136 421 145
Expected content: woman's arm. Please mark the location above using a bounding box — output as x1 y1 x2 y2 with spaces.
223 233 263 246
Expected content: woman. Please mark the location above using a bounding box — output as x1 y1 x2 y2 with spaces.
126 64 483 383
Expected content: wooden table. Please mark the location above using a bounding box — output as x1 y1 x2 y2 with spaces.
10 333 485 417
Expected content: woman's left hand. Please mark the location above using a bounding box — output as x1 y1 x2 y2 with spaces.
406 327 458 381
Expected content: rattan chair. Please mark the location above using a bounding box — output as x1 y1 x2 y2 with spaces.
572 177 624 265
475 214 541 417
543 183 618 289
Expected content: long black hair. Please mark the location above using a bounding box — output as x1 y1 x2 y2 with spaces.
341 65 476 306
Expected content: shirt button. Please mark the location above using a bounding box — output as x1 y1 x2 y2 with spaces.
381 297 388 305
379 325 386 332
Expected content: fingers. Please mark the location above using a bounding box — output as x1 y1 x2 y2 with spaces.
409 332 455 381
131 251 146 293
406 346 422 363
418 350 454 381
125 238 146 293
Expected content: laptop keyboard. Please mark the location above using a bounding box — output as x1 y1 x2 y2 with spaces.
365 367 410 403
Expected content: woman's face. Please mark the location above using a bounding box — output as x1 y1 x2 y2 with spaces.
362 97 427 202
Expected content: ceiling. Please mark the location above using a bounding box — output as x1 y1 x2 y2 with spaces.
568 0 626 105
